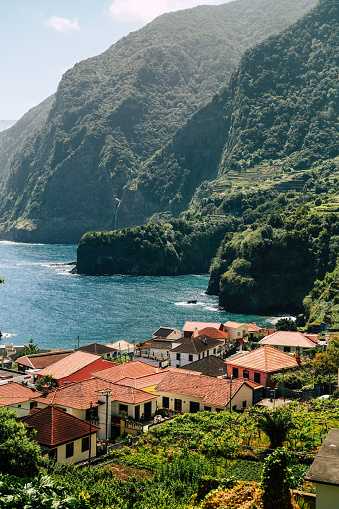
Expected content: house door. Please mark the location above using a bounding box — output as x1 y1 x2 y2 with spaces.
135 405 140 422
162 396 169 408
189 401 200 413
144 402 152 420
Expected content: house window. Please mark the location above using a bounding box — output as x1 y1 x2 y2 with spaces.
254 372 261 384
284 346 291 353
243 330 246 336
243 370 249 379
66 442 74 458
30 401 37 410
198 354 201 360
237 332 241 336
232 405 237 411
174 399 182 411
188 354 193 362
162 396 169 409
242 400 247 408
202 351 205 358
82 437 90 452
232 367 239 378
119 404 128 416
213 348 216 355
85 406 98 421
207 350 209 356
176 353 181 360
204 406 212 411
216 408 223 413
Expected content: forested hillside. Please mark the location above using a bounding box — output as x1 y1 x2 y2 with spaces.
0 0 316 243
77 0 339 324
133 0 338 218
0 95 54 195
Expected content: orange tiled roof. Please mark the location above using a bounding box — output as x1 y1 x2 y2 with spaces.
258 331 318 348
33 377 156 409
245 323 264 333
91 360 158 382
117 371 170 389
21 405 100 447
198 327 228 339
0 382 42 406
156 371 249 407
226 345 300 373
182 321 223 332
16 350 73 369
37 351 105 380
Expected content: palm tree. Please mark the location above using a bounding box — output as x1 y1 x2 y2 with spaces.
257 410 296 449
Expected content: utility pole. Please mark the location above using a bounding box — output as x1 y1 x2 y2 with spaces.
77 336 80 349
229 375 233 413
89 401 92 465
105 392 109 454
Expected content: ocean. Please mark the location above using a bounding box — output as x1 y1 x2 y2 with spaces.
0 241 278 350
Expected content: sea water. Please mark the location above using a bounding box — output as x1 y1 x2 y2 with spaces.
0 241 277 350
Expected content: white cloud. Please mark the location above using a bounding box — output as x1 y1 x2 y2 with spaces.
108 0 226 24
44 15 80 34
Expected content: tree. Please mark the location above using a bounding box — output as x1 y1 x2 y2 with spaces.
0 405 41 477
261 448 296 509
35 374 57 392
313 335 339 375
23 338 39 355
257 410 296 449
275 318 297 331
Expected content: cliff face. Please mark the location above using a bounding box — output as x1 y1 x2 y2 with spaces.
0 0 316 244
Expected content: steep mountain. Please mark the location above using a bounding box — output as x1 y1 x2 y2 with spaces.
0 0 316 244
76 0 339 319
0 95 54 195
131 0 338 220
0 121 17 132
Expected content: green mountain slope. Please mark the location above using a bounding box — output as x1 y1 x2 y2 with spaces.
0 0 316 244
132 0 338 218
0 95 54 195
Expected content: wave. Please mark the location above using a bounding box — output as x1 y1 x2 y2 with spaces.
174 301 206 307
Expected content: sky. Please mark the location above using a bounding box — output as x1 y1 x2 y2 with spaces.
0 0 231 120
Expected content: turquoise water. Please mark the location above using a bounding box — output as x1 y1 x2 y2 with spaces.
0 241 276 350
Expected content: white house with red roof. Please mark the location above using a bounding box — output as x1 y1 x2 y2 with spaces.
226 345 301 388
0 381 42 417
156 371 260 413
21 405 100 464
258 331 319 354
182 321 225 338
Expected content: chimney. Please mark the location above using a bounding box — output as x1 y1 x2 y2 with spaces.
296 346 301 366
41 384 50 395
193 328 199 337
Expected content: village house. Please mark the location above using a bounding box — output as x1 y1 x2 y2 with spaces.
33 376 157 438
91 360 159 383
226 345 300 388
224 321 249 340
245 323 265 341
170 332 224 368
16 350 74 373
21 405 100 464
0 367 33 385
77 343 118 359
180 355 228 377
36 351 110 387
258 331 319 354
105 340 135 356
182 321 225 338
0 381 42 417
305 428 339 509
152 327 182 340
156 371 259 412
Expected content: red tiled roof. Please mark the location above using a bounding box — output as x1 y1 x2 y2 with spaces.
117 371 170 389
37 351 105 380
16 350 73 369
33 377 156 409
156 371 249 407
91 360 158 382
258 331 318 348
231 377 263 389
245 323 264 333
226 345 300 373
182 321 223 332
198 327 228 339
0 382 42 406
21 405 100 447
304 334 320 343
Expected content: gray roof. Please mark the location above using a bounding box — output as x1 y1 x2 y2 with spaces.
180 355 228 377
171 335 224 355
305 428 339 486
153 327 176 338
